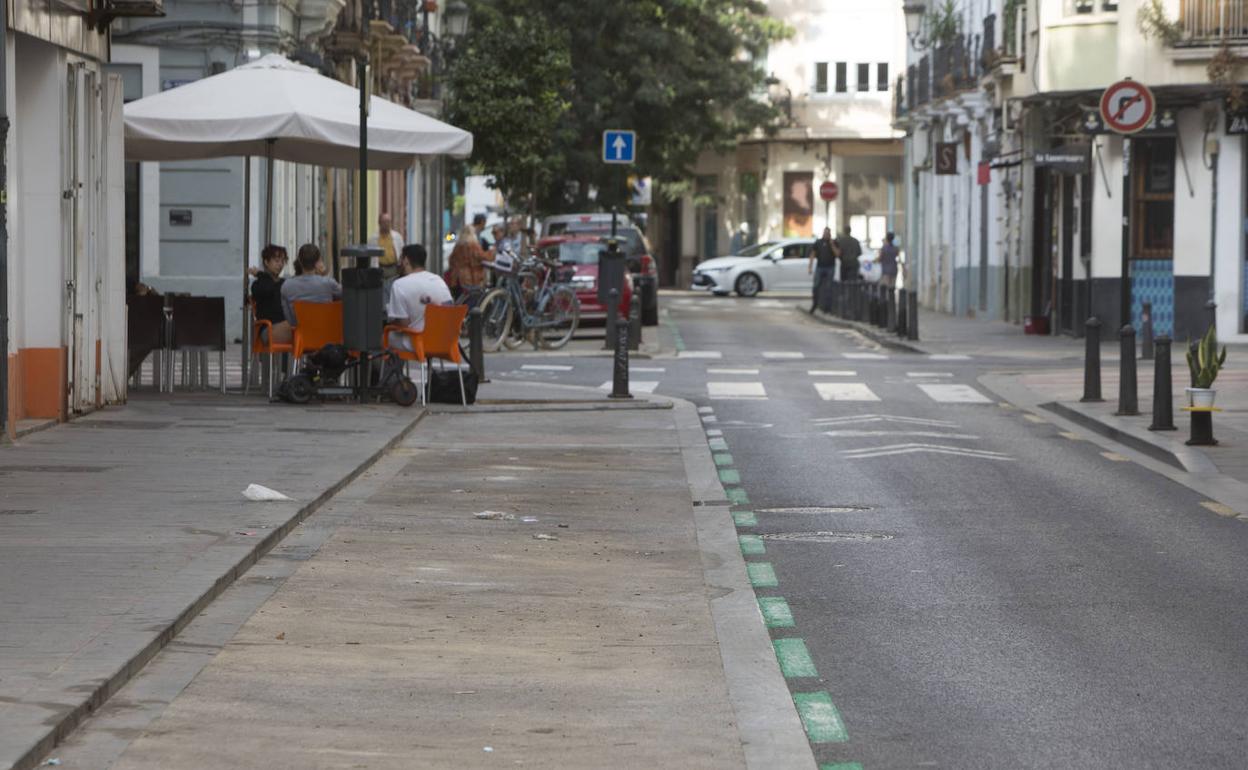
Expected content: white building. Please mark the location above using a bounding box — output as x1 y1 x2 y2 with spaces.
661 0 908 289
900 0 1248 342
4 0 137 435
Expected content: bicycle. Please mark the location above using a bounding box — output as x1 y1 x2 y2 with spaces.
478 252 579 351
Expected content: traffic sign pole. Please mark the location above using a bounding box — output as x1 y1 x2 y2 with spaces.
1122 137 1131 331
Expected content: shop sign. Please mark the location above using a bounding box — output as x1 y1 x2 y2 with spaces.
935 142 959 175
1034 143 1091 174
1227 111 1248 135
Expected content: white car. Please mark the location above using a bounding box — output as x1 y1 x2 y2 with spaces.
690 239 813 297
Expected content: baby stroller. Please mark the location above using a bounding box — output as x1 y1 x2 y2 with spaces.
280 344 420 406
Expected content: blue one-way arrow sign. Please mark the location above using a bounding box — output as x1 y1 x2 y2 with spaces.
602 130 636 164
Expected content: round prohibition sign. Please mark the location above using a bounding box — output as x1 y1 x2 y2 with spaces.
1100 79 1155 135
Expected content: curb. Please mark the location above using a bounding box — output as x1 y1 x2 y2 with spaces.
803 307 927 354
1039 401 1216 474
13 410 428 770
668 396 818 770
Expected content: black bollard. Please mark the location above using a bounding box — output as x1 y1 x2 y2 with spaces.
896 288 908 337
468 306 488 383
1081 317 1103 402
627 292 641 352
1140 302 1154 360
1149 335 1176 431
609 289 631 399
836 280 847 318
1188 411 1218 446
1116 324 1139 416
906 290 919 341
887 287 898 332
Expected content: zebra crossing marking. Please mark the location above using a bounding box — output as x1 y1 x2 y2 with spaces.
521 364 573 371
842 352 889 360
599 380 659 394
708 368 760 375
678 350 723 359
708 382 767 400
813 383 880 402
807 370 857 377
917 383 992 403
762 351 805 360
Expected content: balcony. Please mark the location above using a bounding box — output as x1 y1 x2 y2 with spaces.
1179 0 1248 44
932 36 975 97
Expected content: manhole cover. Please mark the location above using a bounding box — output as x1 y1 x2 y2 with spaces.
756 506 872 514
759 531 895 543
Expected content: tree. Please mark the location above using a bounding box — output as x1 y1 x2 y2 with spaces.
444 4 573 206
447 0 789 213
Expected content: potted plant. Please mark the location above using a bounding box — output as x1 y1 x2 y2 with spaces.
1185 325 1227 408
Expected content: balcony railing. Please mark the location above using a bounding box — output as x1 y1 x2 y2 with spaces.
1180 0 1248 43
933 36 975 97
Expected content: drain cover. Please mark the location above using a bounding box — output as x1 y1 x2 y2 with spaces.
756 506 872 514
759 531 895 543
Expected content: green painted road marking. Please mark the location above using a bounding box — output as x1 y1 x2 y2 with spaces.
738 534 765 556
794 691 848 743
714 452 735 467
708 437 729 451
820 764 864 770
773 638 818 678
732 510 758 527
758 597 794 628
719 468 741 484
747 562 777 588
727 487 750 506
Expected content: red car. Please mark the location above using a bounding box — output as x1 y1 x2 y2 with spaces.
536 235 633 324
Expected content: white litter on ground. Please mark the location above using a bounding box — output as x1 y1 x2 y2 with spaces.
242 484 294 502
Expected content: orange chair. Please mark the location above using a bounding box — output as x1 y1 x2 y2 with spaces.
383 304 469 405
291 300 344 367
245 300 294 399
382 323 426 401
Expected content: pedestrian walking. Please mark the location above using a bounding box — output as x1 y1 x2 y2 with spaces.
807 227 841 314
877 232 900 288
836 226 862 283
369 212 405 280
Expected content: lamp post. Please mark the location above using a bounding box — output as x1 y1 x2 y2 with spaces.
903 1 929 50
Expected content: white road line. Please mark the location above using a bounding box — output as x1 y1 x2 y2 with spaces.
600 380 659 394
814 414 956 427
905 372 954 378
841 443 1013 460
754 299 787 308
929 354 972 361
705 429 723 437
708 368 760 375
522 364 574 371
807 370 857 377
813 383 881 402
631 366 667 373
708 381 768 400
762 351 805 360
823 430 980 439
698 406 715 414
917 383 993 404
678 350 723 359
843 352 889 360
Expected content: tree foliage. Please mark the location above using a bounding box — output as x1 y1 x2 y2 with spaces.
446 0 789 213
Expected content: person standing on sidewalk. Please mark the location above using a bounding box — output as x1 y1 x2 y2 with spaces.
877 232 900 288
836 225 862 283
369 212 405 280
807 227 841 314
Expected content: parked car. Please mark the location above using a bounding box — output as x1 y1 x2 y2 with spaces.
536 235 632 324
562 221 659 325
691 239 814 297
541 212 637 238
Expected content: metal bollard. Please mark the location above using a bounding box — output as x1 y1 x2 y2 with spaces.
876 286 888 328
1116 324 1139 416
468 306 487 383
1081 318 1104 401
1149 335 1176 431
1140 302 1154 360
836 281 847 318
608 289 631 399
906 290 919 341
627 293 641 351
887 287 898 332
896 288 908 336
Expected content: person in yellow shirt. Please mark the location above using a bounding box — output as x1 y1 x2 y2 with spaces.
369 212 405 280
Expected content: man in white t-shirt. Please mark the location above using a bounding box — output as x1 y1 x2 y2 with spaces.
386 243 453 352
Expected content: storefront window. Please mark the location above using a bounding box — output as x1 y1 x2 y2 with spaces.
1132 138 1175 259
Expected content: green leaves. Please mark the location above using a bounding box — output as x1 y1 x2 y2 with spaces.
1186 325 1228 389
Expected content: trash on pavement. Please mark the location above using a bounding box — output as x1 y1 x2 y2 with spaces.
521 516 539 523
557 524 570 528
533 533 559 541
43 760 61 767
243 483 294 502
483 747 494 753
474 511 514 520
235 531 257 537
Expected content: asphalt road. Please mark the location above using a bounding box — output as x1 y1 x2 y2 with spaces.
493 292 1248 769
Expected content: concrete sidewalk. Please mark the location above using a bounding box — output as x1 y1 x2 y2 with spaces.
42 393 811 769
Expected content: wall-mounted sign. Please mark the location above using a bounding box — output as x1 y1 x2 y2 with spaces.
1228 111 1248 135
1034 143 1091 174
935 142 959 175
169 209 193 226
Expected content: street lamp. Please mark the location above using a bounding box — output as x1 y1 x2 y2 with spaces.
444 0 468 39
903 1 930 50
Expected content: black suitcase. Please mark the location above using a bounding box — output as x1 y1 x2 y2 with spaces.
426 367 478 405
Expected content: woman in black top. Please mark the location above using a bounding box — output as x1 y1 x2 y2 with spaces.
249 244 293 344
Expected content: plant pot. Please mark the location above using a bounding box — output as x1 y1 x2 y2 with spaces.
1186 387 1217 409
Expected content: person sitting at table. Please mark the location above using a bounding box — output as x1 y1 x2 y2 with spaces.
280 243 342 327
385 243 452 352
248 244 292 343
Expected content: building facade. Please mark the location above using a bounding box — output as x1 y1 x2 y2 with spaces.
899 0 1248 342
660 0 908 289
4 0 137 435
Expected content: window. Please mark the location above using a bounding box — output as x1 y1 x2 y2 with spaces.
877 63 889 92
1131 139 1175 259
782 243 809 259
857 63 870 92
835 62 847 93
815 62 828 94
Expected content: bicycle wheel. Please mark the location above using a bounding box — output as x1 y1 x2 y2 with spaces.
477 289 513 353
502 313 529 349
539 286 580 350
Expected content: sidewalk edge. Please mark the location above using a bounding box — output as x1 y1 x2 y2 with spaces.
1038 401 1201 472
667 396 818 770
13 410 428 770
804 307 927 354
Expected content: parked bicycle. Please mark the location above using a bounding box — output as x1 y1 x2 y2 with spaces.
479 251 579 351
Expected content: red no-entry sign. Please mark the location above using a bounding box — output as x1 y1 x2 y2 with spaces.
819 181 839 202
1100 79 1155 135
